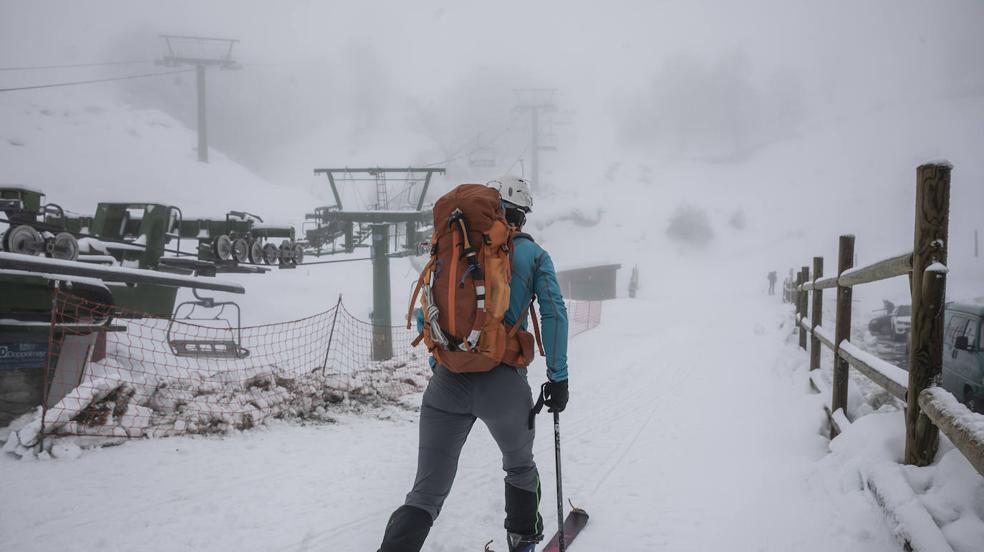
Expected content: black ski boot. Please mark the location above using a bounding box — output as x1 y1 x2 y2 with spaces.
504 483 543 552
378 505 433 552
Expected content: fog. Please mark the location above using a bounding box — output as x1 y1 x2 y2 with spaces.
4 3 984 549
5 0 982 171
2 0 983 270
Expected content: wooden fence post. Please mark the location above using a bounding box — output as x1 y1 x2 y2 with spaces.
794 269 803 318
905 162 951 466
788 268 797 304
783 270 789 303
786 269 792 303
799 266 809 350
831 235 855 433
810 256 823 370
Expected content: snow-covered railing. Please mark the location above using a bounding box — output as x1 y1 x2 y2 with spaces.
837 252 913 288
836 342 908 402
0 252 245 294
800 253 912 290
865 462 957 552
787 163 984 476
812 324 835 350
919 387 984 477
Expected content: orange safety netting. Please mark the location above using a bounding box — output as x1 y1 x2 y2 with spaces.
568 300 603 338
39 290 429 440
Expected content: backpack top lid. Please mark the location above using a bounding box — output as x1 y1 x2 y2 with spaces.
432 184 506 238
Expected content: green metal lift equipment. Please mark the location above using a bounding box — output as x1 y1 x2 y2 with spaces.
311 167 445 360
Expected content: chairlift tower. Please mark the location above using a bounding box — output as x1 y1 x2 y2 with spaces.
312 167 446 360
512 89 558 188
158 35 242 163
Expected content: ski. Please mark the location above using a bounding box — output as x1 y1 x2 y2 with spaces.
483 507 588 552
541 506 589 551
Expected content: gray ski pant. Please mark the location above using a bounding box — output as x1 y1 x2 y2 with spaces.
404 363 539 521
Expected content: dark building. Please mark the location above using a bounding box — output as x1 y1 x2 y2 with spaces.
556 263 622 301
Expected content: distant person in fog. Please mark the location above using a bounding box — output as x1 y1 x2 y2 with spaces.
767 271 777 295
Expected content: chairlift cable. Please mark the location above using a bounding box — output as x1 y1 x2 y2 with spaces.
506 142 531 174
0 59 156 71
0 68 194 93
422 118 514 168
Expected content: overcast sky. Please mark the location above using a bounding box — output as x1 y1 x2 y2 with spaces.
3 0 984 246
3 0 982 174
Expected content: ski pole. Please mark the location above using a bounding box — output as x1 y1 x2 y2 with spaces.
553 410 566 552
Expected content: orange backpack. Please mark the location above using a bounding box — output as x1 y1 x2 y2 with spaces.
407 184 543 373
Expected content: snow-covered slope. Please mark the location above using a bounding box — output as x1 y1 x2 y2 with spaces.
533 95 984 308
0 89 317 225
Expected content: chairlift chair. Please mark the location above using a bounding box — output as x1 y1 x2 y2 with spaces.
166 288 249 359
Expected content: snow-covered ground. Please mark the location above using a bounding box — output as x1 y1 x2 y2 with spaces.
0 254 911 552
3 70 984 551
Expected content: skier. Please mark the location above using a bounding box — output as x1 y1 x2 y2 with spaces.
767 271 777 295
628 265 639 298
378 175 570 552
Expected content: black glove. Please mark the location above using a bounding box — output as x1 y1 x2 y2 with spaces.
543 380 569 413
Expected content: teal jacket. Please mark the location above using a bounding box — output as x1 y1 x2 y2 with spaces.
505 233 569 382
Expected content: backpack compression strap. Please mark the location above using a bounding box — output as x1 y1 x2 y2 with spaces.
449 209 486 351
406 257 434 330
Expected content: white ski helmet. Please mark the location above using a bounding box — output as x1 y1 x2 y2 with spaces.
487 175 533 212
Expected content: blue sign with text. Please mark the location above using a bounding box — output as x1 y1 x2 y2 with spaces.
0 335 48 371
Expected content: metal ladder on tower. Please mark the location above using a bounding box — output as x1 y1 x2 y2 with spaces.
373 170 389 211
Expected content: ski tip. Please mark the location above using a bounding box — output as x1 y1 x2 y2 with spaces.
567 499 589 519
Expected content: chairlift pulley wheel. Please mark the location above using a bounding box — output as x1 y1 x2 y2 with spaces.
231 238 250 263
3 225 45 255
279 240 294 264
262 242 279 265
48 232 80 261
292 243 304 265
248 239 264 264
213 234 233 261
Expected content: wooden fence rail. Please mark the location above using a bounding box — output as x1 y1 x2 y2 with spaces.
800 253 913 290
790 162 984 477
919 387 984 476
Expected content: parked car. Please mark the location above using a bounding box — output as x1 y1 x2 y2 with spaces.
890 304 911 342
868 300 896 335
942 303 984 414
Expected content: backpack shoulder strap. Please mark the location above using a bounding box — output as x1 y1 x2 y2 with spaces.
406 257 434 329
507 297 546 356
529 300 546 356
